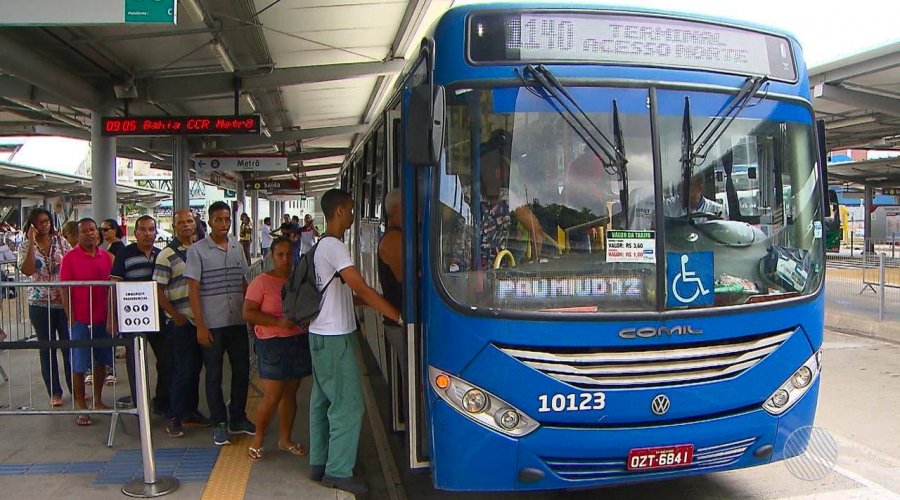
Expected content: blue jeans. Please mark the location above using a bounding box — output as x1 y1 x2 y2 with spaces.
70 322 112 375
168 322 203 420
201 324 250 424
28 305 72 398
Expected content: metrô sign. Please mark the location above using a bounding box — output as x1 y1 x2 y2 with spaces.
192 155 288 173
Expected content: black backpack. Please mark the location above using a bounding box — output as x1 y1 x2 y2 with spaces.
281 235 339 324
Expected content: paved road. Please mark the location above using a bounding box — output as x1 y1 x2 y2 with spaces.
368 329 900 499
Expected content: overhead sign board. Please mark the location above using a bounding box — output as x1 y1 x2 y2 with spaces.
101 115 261 137
0 0 175 24
124 0 176 23
882 188 899 196
245 179 302 191
193 155 289 173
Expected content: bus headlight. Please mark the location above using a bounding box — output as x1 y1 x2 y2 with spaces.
429 366 539 437
495 408 520 430
771 389 790 408
463 389 489 413
791 367 812 388
763 350 821 415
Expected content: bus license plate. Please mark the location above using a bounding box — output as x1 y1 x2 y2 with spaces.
626 444 694 471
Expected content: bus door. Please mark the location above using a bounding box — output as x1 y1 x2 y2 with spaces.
399 110 432 470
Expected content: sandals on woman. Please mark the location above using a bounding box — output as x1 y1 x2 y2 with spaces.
248 446 263 462
277 442 307 456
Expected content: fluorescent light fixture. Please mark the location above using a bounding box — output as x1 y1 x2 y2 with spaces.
243 93 257 113
210 40 235 73
180 0 206 23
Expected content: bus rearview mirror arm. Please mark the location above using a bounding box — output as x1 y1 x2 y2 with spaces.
816 119 831 219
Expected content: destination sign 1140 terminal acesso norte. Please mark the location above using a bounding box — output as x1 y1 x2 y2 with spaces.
101 115 261 136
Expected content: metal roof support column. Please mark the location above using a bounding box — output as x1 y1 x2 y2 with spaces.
236 177 246 237
172 138 190 212
269 199 277 230
91 107 117 222
864 185 874 253
251 190 259 257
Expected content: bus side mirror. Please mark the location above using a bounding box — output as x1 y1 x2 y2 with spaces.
406 84 446 166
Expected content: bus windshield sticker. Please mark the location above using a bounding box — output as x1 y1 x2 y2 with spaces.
495 274 643 303
606 230 656 263
666 251 714 307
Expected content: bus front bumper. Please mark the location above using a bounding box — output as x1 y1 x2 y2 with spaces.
429 379 819 491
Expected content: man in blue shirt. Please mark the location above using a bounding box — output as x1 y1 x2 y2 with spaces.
185 201 254 446
110 216 170 415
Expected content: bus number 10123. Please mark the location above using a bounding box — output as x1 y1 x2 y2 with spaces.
538 392 606 412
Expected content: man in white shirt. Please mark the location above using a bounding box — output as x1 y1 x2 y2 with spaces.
307 189 401 496
631 176 728 230
663 178 728 219
259 217 273 257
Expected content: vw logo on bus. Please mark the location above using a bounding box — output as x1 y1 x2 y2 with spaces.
651 395 671 415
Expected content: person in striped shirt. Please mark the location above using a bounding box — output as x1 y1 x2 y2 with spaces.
154 209 211 437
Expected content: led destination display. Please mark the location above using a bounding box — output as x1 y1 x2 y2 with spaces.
101 115 261 137
469 11 797 81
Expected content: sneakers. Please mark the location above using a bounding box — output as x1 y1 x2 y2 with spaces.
183 412 214 428
116 396 134 409
166 418 184 438
105 374 117 385
213 424 230 446
309 465 325 482
84 373 93 385
321 475 368 496
228 420 256 436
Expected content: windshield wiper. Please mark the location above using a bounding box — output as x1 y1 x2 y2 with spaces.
680 75 768 218
521 64 630 226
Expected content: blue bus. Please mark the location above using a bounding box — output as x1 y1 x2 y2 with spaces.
342 3 826 491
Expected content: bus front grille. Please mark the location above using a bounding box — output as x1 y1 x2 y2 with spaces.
497 330 793 389
542 437 757 481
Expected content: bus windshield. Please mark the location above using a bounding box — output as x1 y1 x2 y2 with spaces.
436 86 823 314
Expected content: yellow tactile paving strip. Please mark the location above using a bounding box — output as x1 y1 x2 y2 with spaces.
201 387 263 500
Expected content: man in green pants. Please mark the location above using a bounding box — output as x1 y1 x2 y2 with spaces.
308 189 402 496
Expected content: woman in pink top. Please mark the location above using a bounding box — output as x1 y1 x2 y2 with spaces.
243 237 310 461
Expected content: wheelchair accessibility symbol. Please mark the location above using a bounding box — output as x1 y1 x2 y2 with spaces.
667 252 714 307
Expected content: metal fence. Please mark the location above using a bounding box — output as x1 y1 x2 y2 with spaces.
825 239 900 322
0 280 179 496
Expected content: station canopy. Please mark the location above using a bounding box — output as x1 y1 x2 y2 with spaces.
0 5 897 194
0 0 453 197
0 160 169 204
810 41 900 188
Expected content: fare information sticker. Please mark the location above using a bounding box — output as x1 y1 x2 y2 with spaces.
606 230 656 263
115 281 160 333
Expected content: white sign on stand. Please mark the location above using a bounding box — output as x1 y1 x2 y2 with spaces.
116 282 160 333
